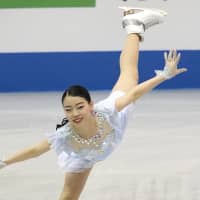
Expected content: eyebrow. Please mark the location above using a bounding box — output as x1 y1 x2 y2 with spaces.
64 102 84 108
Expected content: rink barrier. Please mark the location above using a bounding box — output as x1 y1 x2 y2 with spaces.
0 50 199 92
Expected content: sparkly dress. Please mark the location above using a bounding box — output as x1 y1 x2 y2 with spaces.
47 91 133 172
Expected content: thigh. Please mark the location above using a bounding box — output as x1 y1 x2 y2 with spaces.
112 71 138 93
59 168 92 200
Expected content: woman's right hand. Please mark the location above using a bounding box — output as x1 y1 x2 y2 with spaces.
0 160 7 169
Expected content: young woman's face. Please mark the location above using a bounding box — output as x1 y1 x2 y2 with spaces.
63 96 93 125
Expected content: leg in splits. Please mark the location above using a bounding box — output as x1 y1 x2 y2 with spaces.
112 33 140 93
59 168 92 200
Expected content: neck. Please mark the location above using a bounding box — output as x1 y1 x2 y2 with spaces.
71 114 97 139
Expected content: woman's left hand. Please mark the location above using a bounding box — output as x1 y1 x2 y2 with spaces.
164 49 187 78
155 49 187 79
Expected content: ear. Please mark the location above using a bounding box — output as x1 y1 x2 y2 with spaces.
90 100 94 106
89 100 94 110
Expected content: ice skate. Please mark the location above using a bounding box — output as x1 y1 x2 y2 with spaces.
119 7 167 41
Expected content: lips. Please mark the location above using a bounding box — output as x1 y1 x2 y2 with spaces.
72 118 83 123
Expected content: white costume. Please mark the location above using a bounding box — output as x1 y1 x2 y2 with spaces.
47 91 133 172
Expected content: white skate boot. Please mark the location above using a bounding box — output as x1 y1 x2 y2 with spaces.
119 7 167 41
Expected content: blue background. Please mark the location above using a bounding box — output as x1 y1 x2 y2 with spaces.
0 50 198 92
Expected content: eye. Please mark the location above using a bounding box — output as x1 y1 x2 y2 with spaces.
65 109 72 112
77 105 84 110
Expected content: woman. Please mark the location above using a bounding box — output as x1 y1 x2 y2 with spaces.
0 7 187 200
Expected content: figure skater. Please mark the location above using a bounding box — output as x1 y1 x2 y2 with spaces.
0 7 187 200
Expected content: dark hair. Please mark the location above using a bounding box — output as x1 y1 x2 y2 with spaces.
61 85 91 105
56 85 91 130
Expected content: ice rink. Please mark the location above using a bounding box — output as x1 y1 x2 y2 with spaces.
0 90 200 200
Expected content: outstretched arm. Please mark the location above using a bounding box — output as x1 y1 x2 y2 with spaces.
115 49 187 111
1 140 50 167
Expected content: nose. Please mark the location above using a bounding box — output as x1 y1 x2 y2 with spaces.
71 109 80 117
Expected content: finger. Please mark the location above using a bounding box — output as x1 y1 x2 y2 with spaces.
168 50 173 60
176 68 187 75
175 53 181 64
172 49 177 60
164 51 168 62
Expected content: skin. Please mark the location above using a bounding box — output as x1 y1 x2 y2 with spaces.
1 21 187 200
63 96 97 139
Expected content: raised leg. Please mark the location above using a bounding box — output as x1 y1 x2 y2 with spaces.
112 33 140 93
112 7 167 93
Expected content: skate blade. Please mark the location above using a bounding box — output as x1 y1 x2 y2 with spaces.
119 6 167 16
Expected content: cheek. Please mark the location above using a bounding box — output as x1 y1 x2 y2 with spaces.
88 108 95 116
63 111 70 119
82 107 93 115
